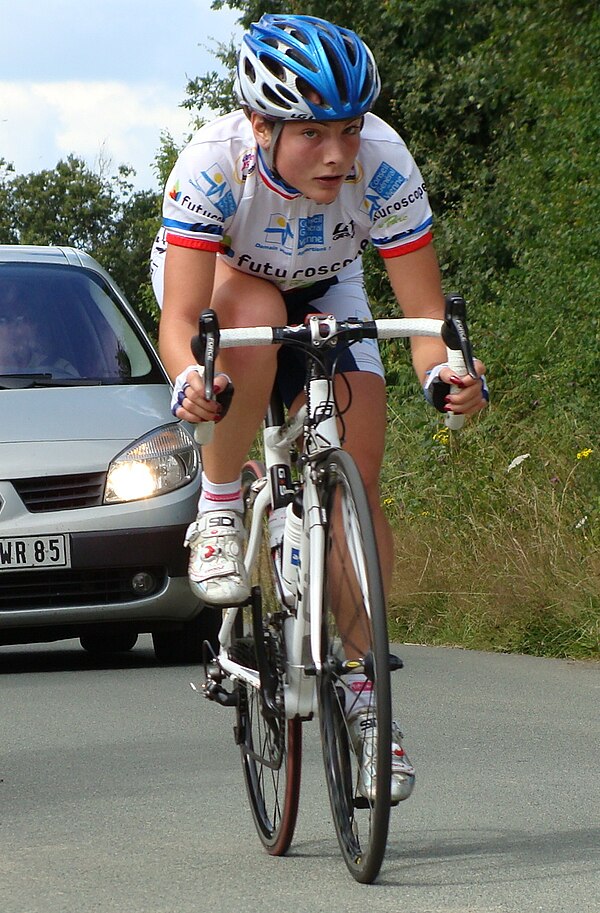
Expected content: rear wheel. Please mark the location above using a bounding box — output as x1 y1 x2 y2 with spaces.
316 450 392 883
232 631 301 854
233 461 302 855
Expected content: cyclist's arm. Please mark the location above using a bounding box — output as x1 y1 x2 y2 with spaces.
384 244 487 415
159 244 224 423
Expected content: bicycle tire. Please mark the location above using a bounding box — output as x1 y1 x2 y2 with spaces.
231 461 302 855
316 449 392 883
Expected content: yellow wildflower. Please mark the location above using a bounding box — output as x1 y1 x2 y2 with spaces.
433 427 450 446
576 448 593 460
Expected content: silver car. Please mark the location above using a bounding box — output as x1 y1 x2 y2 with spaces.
0 244 216 662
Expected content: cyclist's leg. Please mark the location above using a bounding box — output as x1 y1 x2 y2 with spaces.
201 260 287 483
333 370 393 596
186 262 287 605
282 264 394 595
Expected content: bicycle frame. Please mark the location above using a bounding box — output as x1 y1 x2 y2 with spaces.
200 304 476 720
215 373 340 721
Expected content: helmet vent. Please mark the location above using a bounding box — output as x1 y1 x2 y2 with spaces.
286 47 318 72
277 84 299 104
288 27 309 45
262 83 292 110
262 54 286 80
243 59 256 84
296 77 321 107
321 38 349 105
342 34 359 66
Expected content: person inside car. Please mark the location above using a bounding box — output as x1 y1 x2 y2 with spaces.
0 280 79 377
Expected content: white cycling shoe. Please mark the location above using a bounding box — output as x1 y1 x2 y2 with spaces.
348 710 415 804
184 509 250 605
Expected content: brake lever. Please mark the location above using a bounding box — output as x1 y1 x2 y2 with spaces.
441 293 477 379
190 309 221 445
440 294 478 431
191 308 220 401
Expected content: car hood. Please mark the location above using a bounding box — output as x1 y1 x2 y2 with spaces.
0 385 179 477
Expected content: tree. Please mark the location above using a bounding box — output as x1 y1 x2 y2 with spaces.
0 154 161 333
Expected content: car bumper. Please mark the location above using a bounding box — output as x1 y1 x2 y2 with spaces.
0 524 202 638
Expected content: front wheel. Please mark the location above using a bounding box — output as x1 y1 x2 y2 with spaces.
316 450 392 883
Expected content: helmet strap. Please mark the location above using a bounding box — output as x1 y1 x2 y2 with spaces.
262 120 284 173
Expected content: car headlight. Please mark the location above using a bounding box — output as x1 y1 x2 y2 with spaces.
104 423 199 503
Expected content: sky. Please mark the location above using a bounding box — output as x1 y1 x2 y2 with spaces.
0 0 243 192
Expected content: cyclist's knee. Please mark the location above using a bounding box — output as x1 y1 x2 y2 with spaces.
212 261 286 327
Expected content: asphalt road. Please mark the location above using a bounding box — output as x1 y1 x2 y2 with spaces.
1 638 598 913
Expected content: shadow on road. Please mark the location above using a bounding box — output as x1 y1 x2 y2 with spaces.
380 824 600 887
0 640 163 675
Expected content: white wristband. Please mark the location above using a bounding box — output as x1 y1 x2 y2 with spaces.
423 362 451 406
171 364 204 416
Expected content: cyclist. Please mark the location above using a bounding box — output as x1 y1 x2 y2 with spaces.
151 13 488 803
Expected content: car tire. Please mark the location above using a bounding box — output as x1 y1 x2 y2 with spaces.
80 631 139 654
152 609 221 664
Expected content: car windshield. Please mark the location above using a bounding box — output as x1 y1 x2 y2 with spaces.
0 262 164 385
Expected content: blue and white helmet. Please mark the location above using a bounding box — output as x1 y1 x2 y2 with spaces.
236 14 381 121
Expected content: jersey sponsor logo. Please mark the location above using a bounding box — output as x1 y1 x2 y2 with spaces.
264 213 294 250
258 214 326 255
332 220 355 240
234 148 256 183
344 161 364 184
191 163 237 219
298 214 324 250
362 161 408 218
371 183 427 222
235 239 369 283
375 213 408 231
177 194 225 223
370 162 407 198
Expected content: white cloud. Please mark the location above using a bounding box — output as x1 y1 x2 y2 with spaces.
0 1 243 191
0 80 193 191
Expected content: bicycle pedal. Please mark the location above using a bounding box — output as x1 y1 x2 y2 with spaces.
202 679 239 707
389 653 404 671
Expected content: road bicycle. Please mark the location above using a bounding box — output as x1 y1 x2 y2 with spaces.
192 294 476 883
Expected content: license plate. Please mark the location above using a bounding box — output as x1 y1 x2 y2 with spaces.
0 535 71 572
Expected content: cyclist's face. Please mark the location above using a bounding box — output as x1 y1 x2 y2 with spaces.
273 119 362 203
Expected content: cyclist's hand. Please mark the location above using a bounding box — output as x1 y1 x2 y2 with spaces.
424 358 489 416
171 365 233 424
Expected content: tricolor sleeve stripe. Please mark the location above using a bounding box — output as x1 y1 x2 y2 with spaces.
372 215 433 257
377 231 433 258
163 218 222 235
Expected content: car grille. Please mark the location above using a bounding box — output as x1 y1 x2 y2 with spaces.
12 472 106 512
0 566 166 608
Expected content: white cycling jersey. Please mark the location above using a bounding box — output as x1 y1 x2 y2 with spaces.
150 110 434 298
